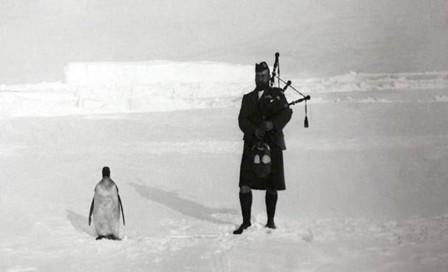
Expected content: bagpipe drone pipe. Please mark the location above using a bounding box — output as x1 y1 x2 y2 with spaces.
269 52 311 128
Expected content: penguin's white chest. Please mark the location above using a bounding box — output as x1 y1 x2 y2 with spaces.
93 188 120 236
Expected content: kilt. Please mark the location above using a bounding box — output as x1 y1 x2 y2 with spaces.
239 141 286 191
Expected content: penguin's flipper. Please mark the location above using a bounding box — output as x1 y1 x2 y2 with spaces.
118 194 125 226
88 197 94 225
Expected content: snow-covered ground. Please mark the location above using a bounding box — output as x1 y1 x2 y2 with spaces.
2 0 448 270
1 62 448 271
1 61 448 117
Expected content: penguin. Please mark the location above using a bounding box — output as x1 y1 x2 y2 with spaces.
88 166 125 240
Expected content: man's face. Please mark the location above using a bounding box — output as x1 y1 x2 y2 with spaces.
255 70 270 89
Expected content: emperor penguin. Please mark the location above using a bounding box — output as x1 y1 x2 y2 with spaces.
88 166 125 240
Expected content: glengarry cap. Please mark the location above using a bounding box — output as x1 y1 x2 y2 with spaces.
255 62 270 73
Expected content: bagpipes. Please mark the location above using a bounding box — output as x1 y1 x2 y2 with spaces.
251 53 311 178
270 52 311 128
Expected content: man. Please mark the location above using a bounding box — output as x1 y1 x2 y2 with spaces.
234 61 292 235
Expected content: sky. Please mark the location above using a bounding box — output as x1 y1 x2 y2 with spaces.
0 0 447 84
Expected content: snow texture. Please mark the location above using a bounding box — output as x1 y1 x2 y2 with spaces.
1 61 448 271
1 0 448 271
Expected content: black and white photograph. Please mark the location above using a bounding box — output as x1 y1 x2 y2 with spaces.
1 0 448 271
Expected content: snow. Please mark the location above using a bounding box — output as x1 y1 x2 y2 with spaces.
1 60 448 271
1 0 448 269
1 62 447 117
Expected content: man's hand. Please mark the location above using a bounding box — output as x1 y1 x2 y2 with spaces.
254 128 265 139
261 121 274 132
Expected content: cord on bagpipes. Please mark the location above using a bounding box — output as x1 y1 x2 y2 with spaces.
270 52 311 128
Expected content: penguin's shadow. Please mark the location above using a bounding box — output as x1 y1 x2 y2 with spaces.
66 209 95 237
131 183 238 225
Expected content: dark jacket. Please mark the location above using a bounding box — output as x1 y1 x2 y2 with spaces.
238 87 292 150
238 87 292 190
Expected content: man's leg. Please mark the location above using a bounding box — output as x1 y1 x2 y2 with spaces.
265 189 278 229
233 186 252 235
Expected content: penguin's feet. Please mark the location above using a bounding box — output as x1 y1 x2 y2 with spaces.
96 235 120 240
233 223 251 235
106 234 120 240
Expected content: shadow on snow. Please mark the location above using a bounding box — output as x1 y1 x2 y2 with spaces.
131 183 237 225
66 209 95 237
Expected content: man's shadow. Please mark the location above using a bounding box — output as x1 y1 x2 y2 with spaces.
131 183 238 225
66 209 95 237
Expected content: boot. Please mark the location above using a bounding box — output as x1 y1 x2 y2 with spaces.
233 192 252 235
265 190 278 229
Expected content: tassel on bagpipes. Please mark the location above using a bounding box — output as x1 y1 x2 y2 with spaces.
270 52 311 128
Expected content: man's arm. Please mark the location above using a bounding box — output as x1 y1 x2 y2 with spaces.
268 93 292 131
270 107 292 131
238 95 259 136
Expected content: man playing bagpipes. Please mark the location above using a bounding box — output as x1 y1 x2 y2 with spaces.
234 61 293 235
